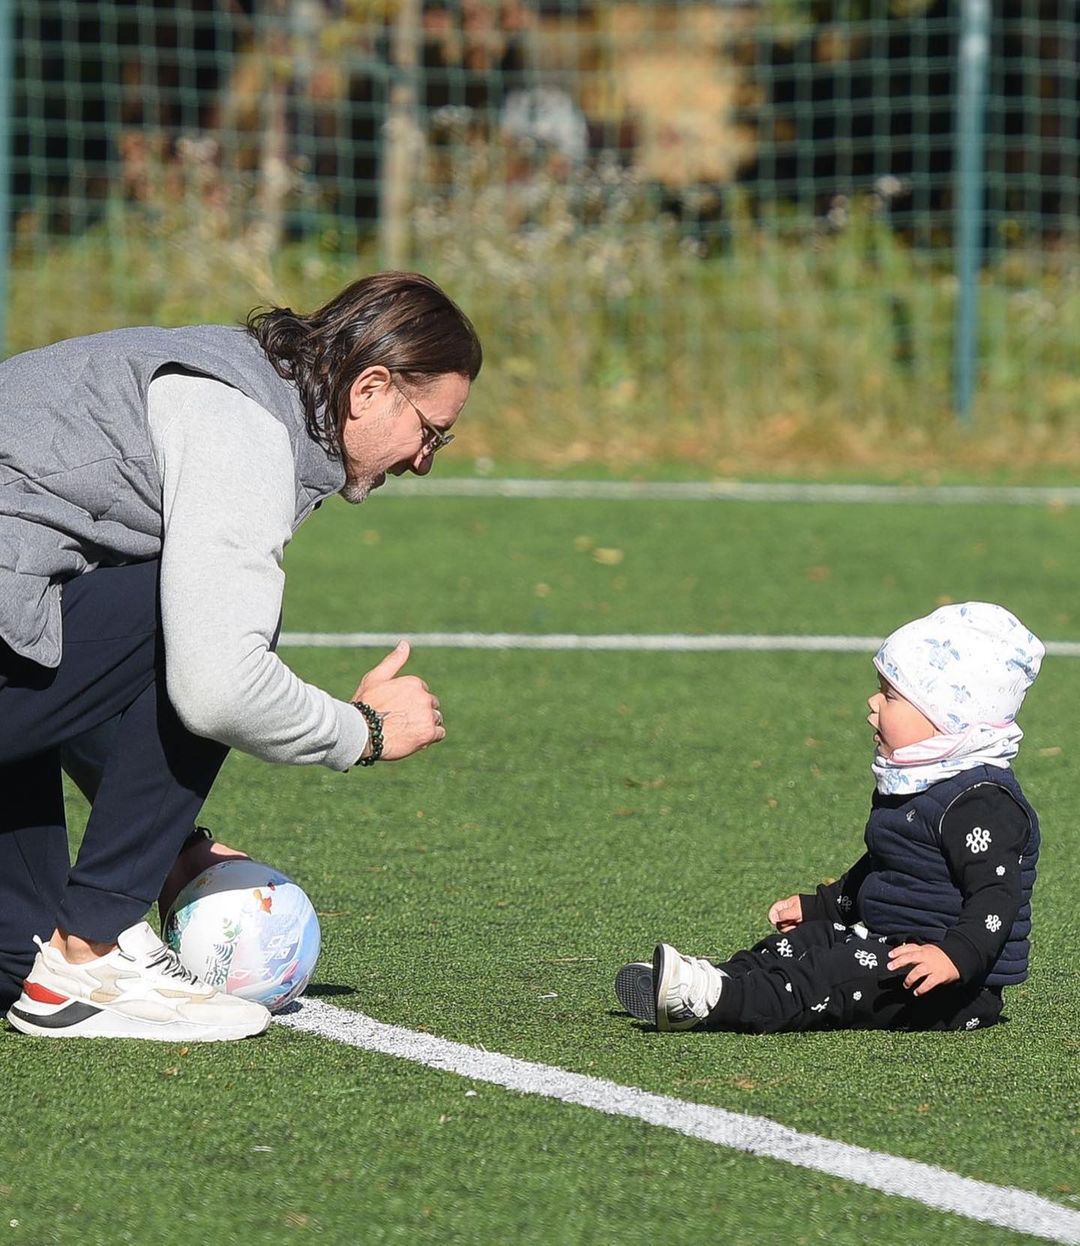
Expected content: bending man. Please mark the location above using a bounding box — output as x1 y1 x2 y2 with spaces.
0 271 482 1041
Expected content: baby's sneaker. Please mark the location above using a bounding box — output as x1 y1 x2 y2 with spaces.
653 943 727 1032
614 961 656 1024
6 921 270 1042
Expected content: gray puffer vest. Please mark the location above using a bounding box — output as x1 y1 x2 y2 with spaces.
0 325 345 667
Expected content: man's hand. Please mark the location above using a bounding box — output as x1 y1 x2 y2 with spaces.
353 641 445 761
768 894 803 932
887 943 960 996
158 835 250 926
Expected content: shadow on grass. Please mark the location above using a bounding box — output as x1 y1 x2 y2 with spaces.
276 984 357 1017
609 1007 656 1033
305 982 358 999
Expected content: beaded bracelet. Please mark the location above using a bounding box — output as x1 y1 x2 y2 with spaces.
353 700 384 766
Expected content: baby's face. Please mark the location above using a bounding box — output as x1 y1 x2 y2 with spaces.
866 675 937 757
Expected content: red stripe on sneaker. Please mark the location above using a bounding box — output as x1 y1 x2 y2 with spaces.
23 980 69 1005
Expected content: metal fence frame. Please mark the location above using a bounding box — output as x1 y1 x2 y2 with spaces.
0 1 1074 433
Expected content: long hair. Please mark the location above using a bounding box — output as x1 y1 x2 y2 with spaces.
246 272 483 457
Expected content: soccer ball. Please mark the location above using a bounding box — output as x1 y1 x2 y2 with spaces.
163 859 321 1012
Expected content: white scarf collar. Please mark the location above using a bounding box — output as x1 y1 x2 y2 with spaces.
872 721 1023 795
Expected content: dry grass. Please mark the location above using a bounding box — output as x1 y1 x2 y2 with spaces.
8 176 1079 483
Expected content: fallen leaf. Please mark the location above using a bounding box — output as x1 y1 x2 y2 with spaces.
593 547 625 566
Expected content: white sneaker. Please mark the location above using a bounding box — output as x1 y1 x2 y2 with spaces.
614 961 656 1024
5 921 271 1042
654 943 726 1032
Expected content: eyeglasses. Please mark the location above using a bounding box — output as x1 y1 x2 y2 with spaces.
394 382 455 456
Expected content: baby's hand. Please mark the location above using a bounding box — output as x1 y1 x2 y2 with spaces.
887 943 960 996
768 894 803 932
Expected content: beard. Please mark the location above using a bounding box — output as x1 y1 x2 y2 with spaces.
341 462 390 504
340 478 372 505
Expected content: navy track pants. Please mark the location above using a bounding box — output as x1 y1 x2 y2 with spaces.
0 561 227 1007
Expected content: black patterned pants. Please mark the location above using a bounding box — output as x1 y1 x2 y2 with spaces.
704 919 1004 1034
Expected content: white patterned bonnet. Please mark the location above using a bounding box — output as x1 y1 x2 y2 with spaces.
873 602 1044 732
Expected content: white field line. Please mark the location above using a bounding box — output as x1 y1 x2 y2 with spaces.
385 478 1080 506
278 631 1080 657
276 999 1080 1244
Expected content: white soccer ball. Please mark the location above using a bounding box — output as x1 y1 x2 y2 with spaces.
163 859 321 1012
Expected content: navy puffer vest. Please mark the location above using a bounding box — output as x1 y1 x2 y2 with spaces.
858 766 1038 986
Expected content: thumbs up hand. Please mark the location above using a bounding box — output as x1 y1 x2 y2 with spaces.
352 641 445 761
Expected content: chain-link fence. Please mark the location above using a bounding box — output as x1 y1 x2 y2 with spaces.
3 1 1078 464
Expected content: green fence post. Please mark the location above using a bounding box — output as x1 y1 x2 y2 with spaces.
953 0 990 423
0 0 12 358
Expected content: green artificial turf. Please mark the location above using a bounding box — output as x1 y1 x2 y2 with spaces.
3 490 1078 1245
0 1030 1054 1246
281 491 1080 640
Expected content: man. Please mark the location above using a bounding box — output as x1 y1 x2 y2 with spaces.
0 271 482 1041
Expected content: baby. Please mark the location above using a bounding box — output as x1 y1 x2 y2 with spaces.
616 602 1044 1033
